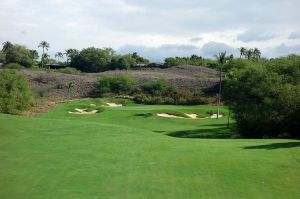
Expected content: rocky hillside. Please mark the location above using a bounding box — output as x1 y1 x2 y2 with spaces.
18 65 219 102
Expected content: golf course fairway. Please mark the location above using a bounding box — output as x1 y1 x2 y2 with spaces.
0 99 299 199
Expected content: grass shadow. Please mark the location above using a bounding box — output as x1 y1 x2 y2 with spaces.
243 142 300 150
166 127 233 139
133 113 154 118
153 130 166 133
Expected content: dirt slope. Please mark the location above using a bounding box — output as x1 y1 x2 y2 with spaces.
18 65 219 102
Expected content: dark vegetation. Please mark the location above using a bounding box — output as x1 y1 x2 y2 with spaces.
0 70 33 114
93 75 212 105
224 54 300 138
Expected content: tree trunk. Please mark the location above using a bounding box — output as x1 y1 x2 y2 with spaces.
217 66 222 119
227 109 231 128
41 48 44 68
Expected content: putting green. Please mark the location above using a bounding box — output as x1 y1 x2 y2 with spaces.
0 99 299 199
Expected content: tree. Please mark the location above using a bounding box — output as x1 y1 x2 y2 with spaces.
239 47 246 58
214 51 227 119
42 53 50 62
245 49 253 60
38 41 50 68
5 45 33 67
71 47 115 72
55 52 64 62
223 55 300 138
29 50 39 62
0 51 6 63
253 48 261 61
64 48 79 64
2 41 13 53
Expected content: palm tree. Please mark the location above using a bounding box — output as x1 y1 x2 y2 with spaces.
29 50 39 62
38 41 50 68
42 53 50 69
253 48 261 61
239 47 246 58
246 49 253 60
214 51 227 119
55 52 64 62
2 41 13 53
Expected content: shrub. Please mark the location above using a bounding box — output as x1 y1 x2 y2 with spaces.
140 77 177 95
0 70 33 114
3 63 23 69
224 60 300 138
94 74 137 96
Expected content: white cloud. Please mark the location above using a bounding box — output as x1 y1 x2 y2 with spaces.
289 32 300 39
0 0 300 60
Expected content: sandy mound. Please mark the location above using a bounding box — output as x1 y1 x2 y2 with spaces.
157 113 184 118
210 114 223 118
69 108 98 114
185 113 198 119
106 103 123 107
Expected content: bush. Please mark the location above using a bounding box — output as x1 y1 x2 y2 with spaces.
224 59 300 138
140 77 177 95
0 70 33 114
94 74 137 96
3 63 23 69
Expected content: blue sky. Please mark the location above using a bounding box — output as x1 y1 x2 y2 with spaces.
0 0 300 61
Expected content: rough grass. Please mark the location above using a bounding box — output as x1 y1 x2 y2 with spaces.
0 99 299 199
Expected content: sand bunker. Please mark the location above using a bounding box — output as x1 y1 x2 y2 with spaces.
157 113 184 118
106 103 123 107
69 108 98 114
210 114 223 118
157 112 224 119
185 113 198 119
157 113 198 119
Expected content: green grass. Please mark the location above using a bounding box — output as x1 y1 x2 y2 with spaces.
0 99 299 199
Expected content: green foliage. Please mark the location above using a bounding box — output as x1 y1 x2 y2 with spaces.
0 51 6 63
3 63 23 69
140 77 177 95
132 52 150 64
164 55 204 68
224 55 300 138
65 48 79 64
94 74 137 96
0 70 33 114
4 44 33 67
71 47 115 72
110 54 137 70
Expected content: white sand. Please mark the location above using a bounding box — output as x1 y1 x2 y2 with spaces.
69 108 98 114
185 113 198 119
75 108 86 113
157 113 184 118
106 103 123 107
210 114 223 118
